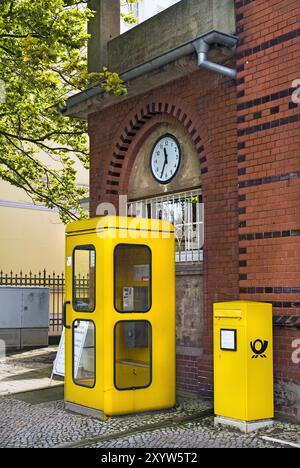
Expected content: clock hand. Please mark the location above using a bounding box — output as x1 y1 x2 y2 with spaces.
161 161 166 179
164 148 169 165
160 148 169 179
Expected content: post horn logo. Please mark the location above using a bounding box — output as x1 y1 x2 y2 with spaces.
250 339 269 359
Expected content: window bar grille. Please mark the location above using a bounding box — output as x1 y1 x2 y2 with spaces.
128 188 203 263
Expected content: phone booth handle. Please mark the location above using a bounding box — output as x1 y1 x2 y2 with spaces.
63 301 71 329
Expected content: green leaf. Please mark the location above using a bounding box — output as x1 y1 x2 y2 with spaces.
0 0 138 223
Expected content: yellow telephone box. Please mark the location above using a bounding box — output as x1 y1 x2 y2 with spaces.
63 216 176 418
214 301 274 429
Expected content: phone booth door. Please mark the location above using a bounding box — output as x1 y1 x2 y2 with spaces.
64 238 103 415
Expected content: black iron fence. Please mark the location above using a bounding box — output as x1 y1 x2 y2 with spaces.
0 270 87 335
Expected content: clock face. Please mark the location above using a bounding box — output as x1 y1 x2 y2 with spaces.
150 134 181 184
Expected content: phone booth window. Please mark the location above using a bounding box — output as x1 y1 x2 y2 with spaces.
73 245 95 312
114 245 151 312
114 321 152 390
73 320 95 388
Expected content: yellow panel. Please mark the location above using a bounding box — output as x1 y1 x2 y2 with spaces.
66 215 174 235
64 216 176 417
246 302 274 420
214 301 274 422
214 317 246 420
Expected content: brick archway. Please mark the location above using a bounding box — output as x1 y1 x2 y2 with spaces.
89 83 240 402
104 95 211 199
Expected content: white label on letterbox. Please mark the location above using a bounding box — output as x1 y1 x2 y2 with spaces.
221 329 237 351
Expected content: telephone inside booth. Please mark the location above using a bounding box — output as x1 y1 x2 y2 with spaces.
64 216 176 419
114 244 151 313
115 321 151 390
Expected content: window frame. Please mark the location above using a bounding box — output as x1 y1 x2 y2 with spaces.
114 244 152 314
72 244 96 313
72 319 96 389
220 328 237 352
114 320 153 392
127 188 203 264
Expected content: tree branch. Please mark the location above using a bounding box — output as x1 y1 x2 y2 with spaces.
51 67 80 89
0 44 16 56
0 34 44 39
3 1 15 19
0 129 85 144
3 134 69 188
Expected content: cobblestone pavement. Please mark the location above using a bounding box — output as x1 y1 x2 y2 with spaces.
0 394 211 448
0 348 299 449
0 346 60 396
85 417 299 449
0 388 299 448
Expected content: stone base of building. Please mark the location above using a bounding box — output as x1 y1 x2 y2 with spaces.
214 416 274 433
275 380 300 424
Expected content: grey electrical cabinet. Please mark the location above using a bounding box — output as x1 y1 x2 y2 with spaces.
0 287 50 350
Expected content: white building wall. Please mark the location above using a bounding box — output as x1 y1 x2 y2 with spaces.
139 0 181 20
121 0 181 33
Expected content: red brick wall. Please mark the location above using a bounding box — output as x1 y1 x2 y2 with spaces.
236 0 300 421
176 354 214 400
88 0 300 422
88 69 240 400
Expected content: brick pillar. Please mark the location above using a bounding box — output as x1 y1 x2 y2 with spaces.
235 0 300 422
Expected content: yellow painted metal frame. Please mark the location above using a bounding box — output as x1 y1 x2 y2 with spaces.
64 216 176 417
214 301 274 422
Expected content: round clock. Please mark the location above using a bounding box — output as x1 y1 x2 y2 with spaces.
150 134 181 184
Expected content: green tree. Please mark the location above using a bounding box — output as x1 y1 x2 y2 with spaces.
0 0 138 223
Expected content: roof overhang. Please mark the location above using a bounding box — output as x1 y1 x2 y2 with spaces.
63 30 237 119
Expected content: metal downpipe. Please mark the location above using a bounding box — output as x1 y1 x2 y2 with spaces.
193 39 237 79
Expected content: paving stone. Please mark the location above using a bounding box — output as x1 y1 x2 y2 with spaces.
0 392 298 449
87 418 296 449
0 346 60 396
0 347 298 449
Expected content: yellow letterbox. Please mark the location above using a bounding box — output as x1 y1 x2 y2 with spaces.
63 216 176 419
214 301 274 427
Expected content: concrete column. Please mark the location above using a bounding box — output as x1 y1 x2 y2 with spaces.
88 0 120 73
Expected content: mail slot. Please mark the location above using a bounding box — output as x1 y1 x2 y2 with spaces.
214 301 274 426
